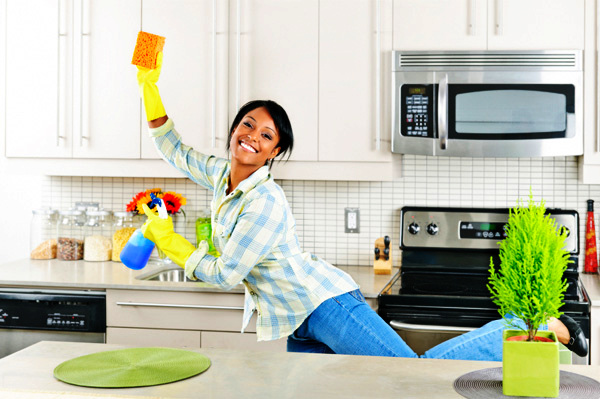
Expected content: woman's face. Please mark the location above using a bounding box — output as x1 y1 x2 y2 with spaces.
229 107 281 170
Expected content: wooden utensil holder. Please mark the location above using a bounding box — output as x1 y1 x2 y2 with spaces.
373 236 392 275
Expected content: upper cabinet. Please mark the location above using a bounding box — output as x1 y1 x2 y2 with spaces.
393 0 584 51
232 0 319 162
5 0 141 159
140 0 229 160
319 0 393 163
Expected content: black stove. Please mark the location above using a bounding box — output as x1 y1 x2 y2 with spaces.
378 206 591 339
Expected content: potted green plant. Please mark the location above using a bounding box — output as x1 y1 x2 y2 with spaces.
488 194 570 398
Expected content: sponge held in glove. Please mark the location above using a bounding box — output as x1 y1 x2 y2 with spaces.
132 31 165 69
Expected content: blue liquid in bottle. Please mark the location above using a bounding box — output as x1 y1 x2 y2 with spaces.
120 229 155 270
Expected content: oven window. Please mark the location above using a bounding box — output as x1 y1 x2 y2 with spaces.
448 84 574 140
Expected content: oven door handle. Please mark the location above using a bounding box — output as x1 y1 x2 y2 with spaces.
390 320 475 334
437 73 449 151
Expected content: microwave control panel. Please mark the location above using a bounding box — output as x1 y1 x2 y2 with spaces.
401 85 434 138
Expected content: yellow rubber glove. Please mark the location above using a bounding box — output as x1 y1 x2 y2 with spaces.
140 203 196 268
136 52 166 121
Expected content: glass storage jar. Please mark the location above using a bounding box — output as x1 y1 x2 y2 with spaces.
83 209 113 261
30 208 58 259
112 211 142 262
57 210 85 260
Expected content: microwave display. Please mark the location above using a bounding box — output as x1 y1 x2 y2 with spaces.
401 85 433 138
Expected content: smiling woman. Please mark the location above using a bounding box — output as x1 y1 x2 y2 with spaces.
133 50 586 360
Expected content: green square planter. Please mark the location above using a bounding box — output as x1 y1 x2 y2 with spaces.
502 329 559 398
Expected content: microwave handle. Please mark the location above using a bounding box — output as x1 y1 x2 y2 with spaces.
437 74 449 150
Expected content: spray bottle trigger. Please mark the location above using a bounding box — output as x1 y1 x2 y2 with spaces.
149 193 168 220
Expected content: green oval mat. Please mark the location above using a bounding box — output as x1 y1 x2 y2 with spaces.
53 347 211 388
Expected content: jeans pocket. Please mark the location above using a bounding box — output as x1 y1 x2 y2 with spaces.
348 289 366 303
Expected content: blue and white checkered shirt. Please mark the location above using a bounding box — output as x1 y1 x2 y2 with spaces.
149 119 359 341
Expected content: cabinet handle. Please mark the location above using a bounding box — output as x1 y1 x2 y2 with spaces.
211 0 217 148
57 0 67 146
468 0 476 36
390 320 476 334
235 0 241 111
495 0 503 35
79 0 91 146
115 301 244 311
375 0 381 151
437 74 448 151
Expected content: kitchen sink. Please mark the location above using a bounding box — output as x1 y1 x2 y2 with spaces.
135 265 198 283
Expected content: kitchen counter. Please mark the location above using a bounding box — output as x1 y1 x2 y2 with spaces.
0 258 396 298
2 341 599 399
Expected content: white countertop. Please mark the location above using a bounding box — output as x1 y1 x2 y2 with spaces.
2 341 599 399
0 258 396 298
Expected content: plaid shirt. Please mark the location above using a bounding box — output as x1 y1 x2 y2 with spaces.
149 119 359 341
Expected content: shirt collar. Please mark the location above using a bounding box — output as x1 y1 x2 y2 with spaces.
229 165 271 195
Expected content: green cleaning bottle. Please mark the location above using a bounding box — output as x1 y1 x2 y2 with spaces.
195 210 218 256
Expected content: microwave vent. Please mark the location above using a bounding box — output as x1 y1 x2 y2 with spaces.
394 51 581 70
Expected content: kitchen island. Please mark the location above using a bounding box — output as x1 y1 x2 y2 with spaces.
1 341 599 399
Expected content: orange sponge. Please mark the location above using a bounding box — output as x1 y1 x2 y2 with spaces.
131 31 165 69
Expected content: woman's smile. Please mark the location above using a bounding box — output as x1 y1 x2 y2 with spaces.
230 107 281 170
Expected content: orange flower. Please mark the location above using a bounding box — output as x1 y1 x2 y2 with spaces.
161 191 186 214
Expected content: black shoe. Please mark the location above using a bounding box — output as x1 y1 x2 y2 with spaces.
559 314 588 357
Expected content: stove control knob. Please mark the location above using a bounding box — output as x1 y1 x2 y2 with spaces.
426 223 439 236
407 222 420 235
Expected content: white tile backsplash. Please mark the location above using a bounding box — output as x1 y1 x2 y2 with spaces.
35 155 600 271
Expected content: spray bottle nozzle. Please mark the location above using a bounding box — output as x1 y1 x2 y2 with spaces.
149 193 168 219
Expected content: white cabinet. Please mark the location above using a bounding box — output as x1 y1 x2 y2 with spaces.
393 0 584 51
579 0 600 183
141 0 229 160
318 0 393 163
232 0 319 162
5 0 141 159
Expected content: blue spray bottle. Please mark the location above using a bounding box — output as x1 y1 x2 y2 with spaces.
120 193 167 270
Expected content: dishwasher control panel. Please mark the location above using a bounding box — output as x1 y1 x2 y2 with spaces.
0 289 106 332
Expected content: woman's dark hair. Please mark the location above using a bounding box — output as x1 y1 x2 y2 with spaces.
226 100 294 168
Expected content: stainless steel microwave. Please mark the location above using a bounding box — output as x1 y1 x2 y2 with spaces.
391 50 583 158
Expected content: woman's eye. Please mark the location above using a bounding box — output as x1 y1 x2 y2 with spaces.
243 121 252 128
262 133 273 140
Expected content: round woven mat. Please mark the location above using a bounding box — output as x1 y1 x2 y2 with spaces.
453 367 600 399
54 347 210 388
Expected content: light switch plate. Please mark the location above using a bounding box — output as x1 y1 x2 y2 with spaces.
345 208 360 233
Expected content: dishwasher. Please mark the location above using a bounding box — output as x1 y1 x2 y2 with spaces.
0 288 106 358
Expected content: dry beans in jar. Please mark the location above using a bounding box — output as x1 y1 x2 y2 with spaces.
57 237 84 260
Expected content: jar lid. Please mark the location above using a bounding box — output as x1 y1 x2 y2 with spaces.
32 208 57 215
86 209 113 216
59 209 84 216
113 211 135 217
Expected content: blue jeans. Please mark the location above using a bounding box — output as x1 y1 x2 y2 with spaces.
287 290 545 361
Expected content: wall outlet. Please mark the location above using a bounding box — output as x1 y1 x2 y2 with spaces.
345 208 360 233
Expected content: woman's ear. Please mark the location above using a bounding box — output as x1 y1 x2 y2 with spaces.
270 146 281 159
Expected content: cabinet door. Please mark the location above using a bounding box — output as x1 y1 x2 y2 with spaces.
393 0 487 50
201 331 286 352
72 0 141 158
141 0 230 160
5 0 72 158
319 0 392 162
232 0 319 162
107 327 201 349
487 0 584 50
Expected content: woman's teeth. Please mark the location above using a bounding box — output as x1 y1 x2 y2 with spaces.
240 142 257 153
